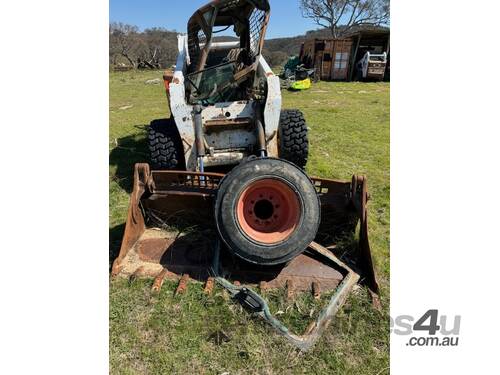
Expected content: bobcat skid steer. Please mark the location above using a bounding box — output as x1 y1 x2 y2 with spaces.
357 51 388 81
112 0 379 351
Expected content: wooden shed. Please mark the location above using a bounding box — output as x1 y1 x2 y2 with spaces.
299 27 390 81
300 38 353 81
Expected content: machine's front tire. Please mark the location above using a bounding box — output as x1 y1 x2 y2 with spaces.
215 158 320 265
278 109 309 169
148 118 185 170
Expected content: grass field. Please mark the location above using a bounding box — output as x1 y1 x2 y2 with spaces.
109 70 390 375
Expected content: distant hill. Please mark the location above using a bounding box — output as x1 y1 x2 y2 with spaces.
110 22 387 69
265 29 332 55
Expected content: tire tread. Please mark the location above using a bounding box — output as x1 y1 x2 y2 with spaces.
278 109 309 168
148 118 185 170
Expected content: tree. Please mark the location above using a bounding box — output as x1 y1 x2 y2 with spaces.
139 28 178 68
300 0 389 39
109 24 179 69
109 22 141 68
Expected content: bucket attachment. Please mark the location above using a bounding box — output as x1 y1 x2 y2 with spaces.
111 163 379 349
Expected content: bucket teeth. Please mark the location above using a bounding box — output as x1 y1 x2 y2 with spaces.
312 281 321 300
369 289 382 311
128 266 145 285
286 279 295 301
304 320 317 335
111 262 123 277
259 281 268 291
151 269 168 293
175 274 190 296
203 277 215 295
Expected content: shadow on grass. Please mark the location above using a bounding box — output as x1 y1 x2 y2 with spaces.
109 125 150 193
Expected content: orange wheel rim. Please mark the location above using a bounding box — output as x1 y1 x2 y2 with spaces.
236 179 301 244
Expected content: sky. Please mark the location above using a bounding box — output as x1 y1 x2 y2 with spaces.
109 0 320 39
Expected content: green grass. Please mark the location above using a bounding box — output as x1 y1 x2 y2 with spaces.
109 70 390 375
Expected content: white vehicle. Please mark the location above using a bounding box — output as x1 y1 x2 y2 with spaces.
149 0 309 172
358 51 387 81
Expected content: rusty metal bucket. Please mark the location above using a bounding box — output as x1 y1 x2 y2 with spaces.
111 163 378 294
111 163 379 349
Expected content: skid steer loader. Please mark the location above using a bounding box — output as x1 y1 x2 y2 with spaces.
357 51 388 81
112 0 379 351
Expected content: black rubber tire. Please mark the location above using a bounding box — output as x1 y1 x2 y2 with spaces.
215 158 320 265
278 109 309 169
148 118 185 170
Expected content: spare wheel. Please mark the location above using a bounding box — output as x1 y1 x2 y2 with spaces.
215 158 320 265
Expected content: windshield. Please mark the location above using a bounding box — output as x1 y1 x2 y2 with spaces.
186 61 238 105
